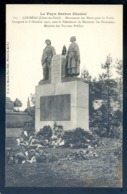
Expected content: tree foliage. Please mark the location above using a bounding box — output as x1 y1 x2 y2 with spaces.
14 98 22 107
82 55 122 138
81 67 91 83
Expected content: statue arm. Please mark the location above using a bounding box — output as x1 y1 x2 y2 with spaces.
41 54 45 65
41 54 43 65
41 48 48 65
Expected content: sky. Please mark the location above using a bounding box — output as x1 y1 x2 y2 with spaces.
6 4 123 110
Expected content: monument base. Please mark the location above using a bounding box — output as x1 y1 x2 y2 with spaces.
35 79 89 132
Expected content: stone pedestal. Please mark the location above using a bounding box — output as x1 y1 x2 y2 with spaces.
35 55 89 132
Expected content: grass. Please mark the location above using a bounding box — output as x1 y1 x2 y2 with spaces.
5 137 122 187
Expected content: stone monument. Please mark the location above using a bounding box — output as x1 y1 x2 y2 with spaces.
35 37 89 131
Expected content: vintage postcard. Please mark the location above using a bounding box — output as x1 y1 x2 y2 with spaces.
6 4 123 187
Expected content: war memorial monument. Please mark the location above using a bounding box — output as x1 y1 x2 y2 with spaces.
35 36 89 131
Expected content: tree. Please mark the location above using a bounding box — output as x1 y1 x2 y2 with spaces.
81 56 122 138
115 59 123 77
99 55 112 134
114 60 123 111
96 55 122 136
81 67 92 83
14 98 22 111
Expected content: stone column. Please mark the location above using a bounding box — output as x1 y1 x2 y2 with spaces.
51 55 61 84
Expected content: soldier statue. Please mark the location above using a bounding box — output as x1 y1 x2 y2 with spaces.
66 36 80 76
41 39 56 80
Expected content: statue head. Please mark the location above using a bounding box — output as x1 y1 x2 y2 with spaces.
70 36 76 42
45 39 51 46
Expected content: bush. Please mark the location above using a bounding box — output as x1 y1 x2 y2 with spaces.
108 126 122 139
90 125 122 139
64 128 93 148
90 127 108 137
37 126 52 140
74 128 93 140
23 121 35 132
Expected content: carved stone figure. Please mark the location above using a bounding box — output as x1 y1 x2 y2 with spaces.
62 45 67 55
41 39 56 80
66 36 80 76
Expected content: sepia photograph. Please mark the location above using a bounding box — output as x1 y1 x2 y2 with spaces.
5 4 123 187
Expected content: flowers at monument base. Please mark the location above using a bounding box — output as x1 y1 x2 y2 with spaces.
66 149 99 160
51 136 65 148
6 123 104 165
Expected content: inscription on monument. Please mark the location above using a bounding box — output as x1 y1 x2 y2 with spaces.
51 55 61 83
40 94 71 121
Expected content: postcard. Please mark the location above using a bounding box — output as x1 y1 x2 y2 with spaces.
6 4 123 187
